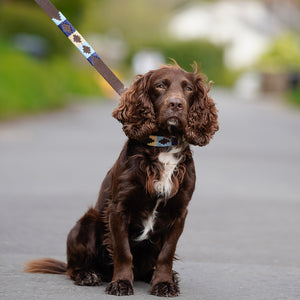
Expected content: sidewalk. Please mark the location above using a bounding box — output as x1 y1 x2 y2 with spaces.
1 90 300 299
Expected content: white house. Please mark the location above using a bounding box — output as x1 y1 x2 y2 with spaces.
168 0 287 70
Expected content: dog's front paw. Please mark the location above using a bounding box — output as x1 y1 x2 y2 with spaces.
150 281 180 297
106 279 134 296
74 271 102 286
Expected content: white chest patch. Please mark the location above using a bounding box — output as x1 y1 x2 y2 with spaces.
135 147 183 242
154 148 183 199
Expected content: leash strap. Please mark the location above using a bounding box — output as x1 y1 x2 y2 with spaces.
34 0 126 95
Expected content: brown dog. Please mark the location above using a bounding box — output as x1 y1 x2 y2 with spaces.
24 63 218 297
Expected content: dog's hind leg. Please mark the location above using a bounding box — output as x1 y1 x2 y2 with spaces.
66 207 112 286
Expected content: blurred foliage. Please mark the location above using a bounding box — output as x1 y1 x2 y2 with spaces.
0 37 102 120
287 88 300 107
0 0 237 120
258 32 300 105
0 3 70 56
4 0 88 24
82 0 174 42
0 0 236 84
258 32 300 72
126 39 237 86
84 0 236 86
0 0 92 56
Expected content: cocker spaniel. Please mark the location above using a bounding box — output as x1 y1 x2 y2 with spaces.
24 63 219 297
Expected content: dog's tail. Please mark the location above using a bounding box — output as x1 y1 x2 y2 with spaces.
23 258 67 274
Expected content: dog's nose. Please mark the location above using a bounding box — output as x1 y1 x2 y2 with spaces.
168 98 185 111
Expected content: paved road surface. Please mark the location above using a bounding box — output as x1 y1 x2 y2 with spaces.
1 90 300 299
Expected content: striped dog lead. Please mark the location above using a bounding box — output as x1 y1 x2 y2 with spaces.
34 0 126 96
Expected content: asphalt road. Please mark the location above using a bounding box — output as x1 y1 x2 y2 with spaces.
1 90 300 299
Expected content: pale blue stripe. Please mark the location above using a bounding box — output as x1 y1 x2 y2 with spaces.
78 41 95 59
157 136 172 147
51 11 66 25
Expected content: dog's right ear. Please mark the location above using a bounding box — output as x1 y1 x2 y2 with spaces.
112 71 157 140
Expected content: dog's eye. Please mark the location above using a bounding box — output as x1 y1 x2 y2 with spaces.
186 86 193 92
156 83 165 89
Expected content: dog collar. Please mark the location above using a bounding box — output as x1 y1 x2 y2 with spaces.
146 135 184 147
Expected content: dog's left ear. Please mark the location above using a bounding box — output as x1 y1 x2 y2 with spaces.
185 74 219 146
112 71 157 140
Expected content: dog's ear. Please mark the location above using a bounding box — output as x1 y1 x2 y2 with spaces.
185 73 219 146
112 71 157 140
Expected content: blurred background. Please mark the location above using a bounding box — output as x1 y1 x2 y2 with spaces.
1 2 300 298
1 0 300 119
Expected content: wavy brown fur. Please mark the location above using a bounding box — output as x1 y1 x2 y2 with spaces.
112 64 218 146
112 72 157 140
24 258 67 274
185 72 219 146
24 63 218 297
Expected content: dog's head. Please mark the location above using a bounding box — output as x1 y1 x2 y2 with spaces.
112 63 219 146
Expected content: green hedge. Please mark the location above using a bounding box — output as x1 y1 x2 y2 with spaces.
126 39 237 86
0 38 102 120
0 0 89 57
258 32 300 72
287 88 300 107
0 3 71 56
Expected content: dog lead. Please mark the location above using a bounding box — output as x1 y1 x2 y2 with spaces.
34 0 126 96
